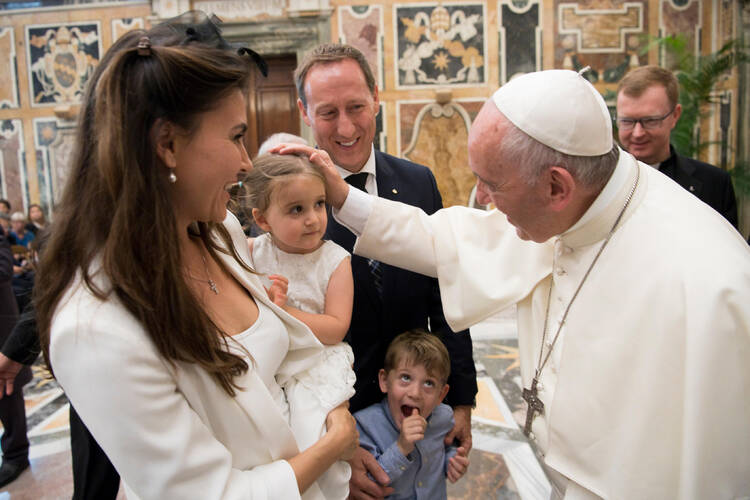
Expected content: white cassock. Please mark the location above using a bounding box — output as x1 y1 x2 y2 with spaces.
335 149 750 499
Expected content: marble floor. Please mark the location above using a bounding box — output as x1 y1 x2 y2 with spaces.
1 306 551 499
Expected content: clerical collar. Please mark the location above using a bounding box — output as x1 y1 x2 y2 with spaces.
335 145 376 182
565 147 630 234
655 145 677 174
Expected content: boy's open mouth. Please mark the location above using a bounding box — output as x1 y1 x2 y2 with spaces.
400 405 419 417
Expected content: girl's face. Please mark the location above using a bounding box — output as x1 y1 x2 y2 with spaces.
253 174 327 254
168 89 252 226
29 206 43 222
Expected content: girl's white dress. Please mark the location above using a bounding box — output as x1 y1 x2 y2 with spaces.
251 233 356 500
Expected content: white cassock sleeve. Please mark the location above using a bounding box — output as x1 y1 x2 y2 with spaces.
337 194 553 331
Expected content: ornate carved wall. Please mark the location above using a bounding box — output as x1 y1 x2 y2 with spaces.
0 0 745 221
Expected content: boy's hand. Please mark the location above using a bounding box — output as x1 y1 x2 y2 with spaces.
446 446 470 483
396 409 426 456
265 274 288 306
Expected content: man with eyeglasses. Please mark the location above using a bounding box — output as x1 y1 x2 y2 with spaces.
616 65 738 227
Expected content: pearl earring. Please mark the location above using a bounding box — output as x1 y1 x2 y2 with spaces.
168 170 177 183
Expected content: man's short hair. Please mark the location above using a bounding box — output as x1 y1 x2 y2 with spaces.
617 65 680 109
294 43 376 109
383 329 451 384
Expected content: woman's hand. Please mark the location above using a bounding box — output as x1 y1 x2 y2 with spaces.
270 143 350 209
325 403 359 461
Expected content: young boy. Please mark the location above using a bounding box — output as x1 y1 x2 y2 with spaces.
353 330 470 499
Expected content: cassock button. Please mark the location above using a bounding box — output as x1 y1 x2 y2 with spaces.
556 268 567 276
400 465 406 471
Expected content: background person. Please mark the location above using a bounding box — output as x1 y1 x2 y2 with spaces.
0 225 30 488
8 213 33 249
616 65 738 227
291 44 477 499
26 204 48 235
34 13 357 499
280 68 750 498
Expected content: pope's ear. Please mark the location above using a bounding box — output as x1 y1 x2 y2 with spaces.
153 119 178 168
547 166 576 211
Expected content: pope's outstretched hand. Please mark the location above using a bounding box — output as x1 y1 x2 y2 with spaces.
270 143 350 209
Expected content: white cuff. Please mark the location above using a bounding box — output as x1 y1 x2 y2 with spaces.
332 186 374 236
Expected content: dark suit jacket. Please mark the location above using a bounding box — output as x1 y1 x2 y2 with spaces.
326 150 477 412
660 146 738 228
0 227 32 387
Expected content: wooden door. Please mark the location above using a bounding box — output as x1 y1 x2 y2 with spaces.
246 54 301 158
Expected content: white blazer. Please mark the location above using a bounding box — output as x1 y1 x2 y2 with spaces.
50 212 326 500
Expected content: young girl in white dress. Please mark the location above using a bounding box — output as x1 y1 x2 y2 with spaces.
244 153 356 500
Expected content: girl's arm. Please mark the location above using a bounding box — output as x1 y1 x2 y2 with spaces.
282 257 353 345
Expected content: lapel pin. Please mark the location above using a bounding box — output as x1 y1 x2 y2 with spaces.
689 185 695 191
392 188 398 194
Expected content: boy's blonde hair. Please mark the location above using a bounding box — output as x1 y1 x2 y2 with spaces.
384 329 451 384
241 153 325 214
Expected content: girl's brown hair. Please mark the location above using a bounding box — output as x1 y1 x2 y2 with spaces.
36 15 257 396
241 152 325 217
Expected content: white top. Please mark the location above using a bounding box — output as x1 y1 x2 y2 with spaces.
252 234 350 315
231 300 290 423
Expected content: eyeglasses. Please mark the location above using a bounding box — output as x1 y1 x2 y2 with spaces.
615 107 675 130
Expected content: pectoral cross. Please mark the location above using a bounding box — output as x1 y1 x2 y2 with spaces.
522 377 545 437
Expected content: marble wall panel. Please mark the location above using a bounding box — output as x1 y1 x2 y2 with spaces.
26 22 101 107
0 119 28 212
659 0 702 67
112 17 145 41
394 2 486 88
555 0 648 84
0 28 19 109
398 99 482 207
193 0 284 20
375 102 386 153
499 0 542 83
338 5 384 87
34 118 77 213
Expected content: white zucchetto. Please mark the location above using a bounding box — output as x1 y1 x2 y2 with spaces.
492 69 613 156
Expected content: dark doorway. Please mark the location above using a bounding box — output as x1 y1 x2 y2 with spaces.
246 54 301 158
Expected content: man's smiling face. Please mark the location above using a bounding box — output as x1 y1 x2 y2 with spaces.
298 58 379 173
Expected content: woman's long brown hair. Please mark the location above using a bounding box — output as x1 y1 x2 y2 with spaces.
35 21 256 396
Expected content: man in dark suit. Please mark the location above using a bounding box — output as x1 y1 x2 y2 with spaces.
616 65 738 227
293 44 477 499
0 226 31 487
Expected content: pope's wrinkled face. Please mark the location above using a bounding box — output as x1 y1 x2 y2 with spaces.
298 59 379 173
468 103 556 243
616 85 680 165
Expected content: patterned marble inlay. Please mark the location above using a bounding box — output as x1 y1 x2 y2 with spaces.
659 0 702 67
33 117 77 213
112 17 145 42
338 5 384 87
499 0 542 83
26 22 101 107
0 27 19 109
193 0 284 20
0 119 28 212
399 99 482 207
555 0 649 84
394 2 486 88
559 2 643 52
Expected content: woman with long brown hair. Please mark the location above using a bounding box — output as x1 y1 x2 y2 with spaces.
34 13 357 499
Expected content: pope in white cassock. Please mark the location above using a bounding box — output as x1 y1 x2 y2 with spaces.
275 69 750 499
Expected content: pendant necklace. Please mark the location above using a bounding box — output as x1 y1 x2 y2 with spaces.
200 251 219 294
522 165 640 437
186 248 219 295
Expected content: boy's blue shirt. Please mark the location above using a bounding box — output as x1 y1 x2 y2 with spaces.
354 398 457 500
